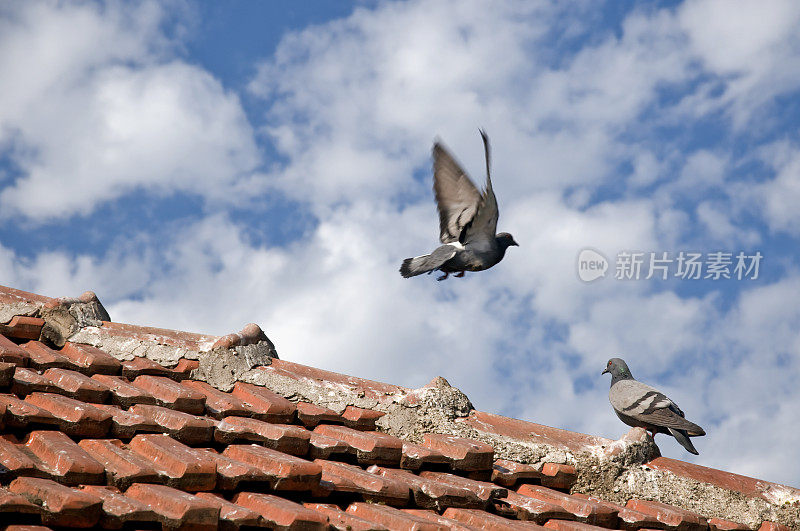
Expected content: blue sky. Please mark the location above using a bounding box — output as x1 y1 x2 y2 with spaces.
2 0 800 486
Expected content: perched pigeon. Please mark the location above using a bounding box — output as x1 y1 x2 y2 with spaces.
602 357 705 455
400 130 518 280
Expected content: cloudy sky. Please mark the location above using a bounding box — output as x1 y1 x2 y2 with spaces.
2 0 800 486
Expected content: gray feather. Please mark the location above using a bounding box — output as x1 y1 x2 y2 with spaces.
400 246 457 278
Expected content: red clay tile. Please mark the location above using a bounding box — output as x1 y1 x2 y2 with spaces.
189 447 274 490
24 392 111 437
315 459 409 506
79 484 160 529
0 360 15 387
347 501 447 530
121 356 174 379
572 494 665 530
233 492 328 530
128 433 216 491
543 521 607 530
0 316 45 340
422 433 494 472
314 424 403 466
0 285 52 306
305 502 389 530
172 358 199 380
758 522 791 531
181 379 251 418
20 342 73 371
708 517 750 530
195 491 263 529
309 431 351 459
368 465 484 510
518 485 618 527
402 509 481 530
462 411 612 453
493 459 545 487
5 527 53 531
124 483 219 530
128 404 216 444
231 381 296 423
132 374 206 414
495 490 575 524
646 457 800 504
342 405 386 430
60 342 121 375
91 404 161 438
401 441 451 471
23 430 105 485
626 499 708 531
77 439 161 489
41 368 110 403
215 416 311 455
11 368 59 396
224 444 322 491
541 463 578 490
0 485 42 520
0 393 58 428
90 374 157 407
443 507 543 529
0 333 29 366
9 477 102 528
418 470 507 503
297 401 343 427
0 436 41 479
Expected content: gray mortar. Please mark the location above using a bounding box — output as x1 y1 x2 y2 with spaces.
193 342 278 391
41 300 109 347
0 302 39 324
68 326 199 365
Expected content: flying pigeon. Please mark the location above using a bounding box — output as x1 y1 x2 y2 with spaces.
602 357 705 455
400 130 518 281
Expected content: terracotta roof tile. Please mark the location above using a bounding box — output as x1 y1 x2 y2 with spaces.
308 430 352 459
626 499 708 531
707 517 751 530
347 501 448 530
518 484 619 527
0 436 42 480
232 492 329 530
41 368 110 403
369 465 486 510
342 405 386 430
214 416 311 455
90 374 157 407
59 342 120 375
494 490 575 524
314 424 404 466
443 507 545 529
0 393 59 428
422 433 494 472
296 400 344 427
9 477 103 528
758 522 791 531
132 374 207 414
128 433 216 491
189 447 273 490
195 491 263 528
77 438 162 489
305 502 389 530
0 360 16 387
24 392 112 437
12 368 60 396
493 458 545 487
543 520 608 530
124 483 219 530
0 485 42 518
572 494 666 530
541 463 578 490
315 459 410 505
20 342 73 371
0 333 29 366
402 508 483 530
223 444 322 491
90 403 161 438
23 431 105 486
400 441 451 470
182 379 252 419
231 381 296 423
0 316 45 341
79 484 160 528
127 404 217 444
121 356 175 380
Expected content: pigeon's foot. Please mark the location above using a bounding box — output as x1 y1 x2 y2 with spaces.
437 272 449 281
454 271 465 278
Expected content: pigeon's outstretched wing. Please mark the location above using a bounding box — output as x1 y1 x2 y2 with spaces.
610 380 705 436
433 131 498 249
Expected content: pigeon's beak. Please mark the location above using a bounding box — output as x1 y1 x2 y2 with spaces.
512 240 519 247
601 367 609 375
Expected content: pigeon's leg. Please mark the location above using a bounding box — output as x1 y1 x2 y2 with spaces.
437 272 449 281
454 271 466 278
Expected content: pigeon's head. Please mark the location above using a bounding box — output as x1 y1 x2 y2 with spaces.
602 357 632 378
496 232 519 249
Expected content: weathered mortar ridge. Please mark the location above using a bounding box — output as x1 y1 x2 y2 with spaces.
69 325 216 365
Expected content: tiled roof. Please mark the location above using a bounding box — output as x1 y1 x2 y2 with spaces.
0 283 798 530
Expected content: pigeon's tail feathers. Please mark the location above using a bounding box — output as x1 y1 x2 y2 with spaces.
400 256 430 277
668 428 699 455
400 246 458 278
